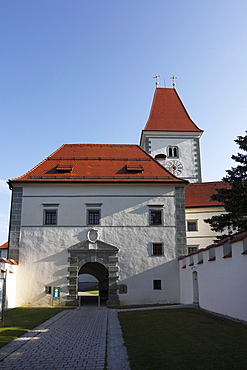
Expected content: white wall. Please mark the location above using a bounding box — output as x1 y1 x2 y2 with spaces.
15 182 182 306
0 260 17 309
179 235 247 322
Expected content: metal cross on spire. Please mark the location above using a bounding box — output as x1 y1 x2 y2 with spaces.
170 75 177 88
153 74 160 88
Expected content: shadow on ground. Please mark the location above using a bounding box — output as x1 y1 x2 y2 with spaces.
79 295 107 307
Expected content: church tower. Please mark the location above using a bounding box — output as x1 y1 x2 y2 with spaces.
140 88 203 183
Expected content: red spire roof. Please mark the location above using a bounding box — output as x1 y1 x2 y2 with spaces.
143 88 203 132
9 144 187 184
185 182 231 208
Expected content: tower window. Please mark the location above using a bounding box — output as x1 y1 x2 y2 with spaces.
167 146 179 158
154 154 166 166
155 154 167 160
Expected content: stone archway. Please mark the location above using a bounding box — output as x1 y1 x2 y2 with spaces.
79 262 108 300
67 238 119 306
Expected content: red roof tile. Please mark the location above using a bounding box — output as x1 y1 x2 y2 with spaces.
185 181 231 208
9 144 187 184
143 88 203 132
0 242 8 249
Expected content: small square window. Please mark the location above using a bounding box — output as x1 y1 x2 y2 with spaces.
187 221 197 231
119 284 128 294
88 210 100 225
188 246 198 254
44 210 57 225
150 210 162 225
152 243 163 256
153 280 162 290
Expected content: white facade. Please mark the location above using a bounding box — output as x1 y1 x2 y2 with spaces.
179 235 247 322
13 182 185 306
186 206 226 251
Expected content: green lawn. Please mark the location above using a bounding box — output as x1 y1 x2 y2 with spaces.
118 308 247 370
0 307 71 348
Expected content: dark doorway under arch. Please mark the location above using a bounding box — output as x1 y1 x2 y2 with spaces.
79 262 109 302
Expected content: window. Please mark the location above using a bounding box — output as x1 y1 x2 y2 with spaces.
167 146 179 158
119 284 128 294
154 154 167 167
44 210 57 225
155 154 166 160
150 210 162 225
88 210 100 225
187 220 197 231
188 246 198 254
152 243 163 256
153 280 162 290
45 286 52 294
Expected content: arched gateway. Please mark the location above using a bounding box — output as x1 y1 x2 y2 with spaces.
67 235 120 306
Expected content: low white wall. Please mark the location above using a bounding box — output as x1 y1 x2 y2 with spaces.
0 259 17 309
179 234 247 322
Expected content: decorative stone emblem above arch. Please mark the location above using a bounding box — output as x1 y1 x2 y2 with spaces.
87 228 99 243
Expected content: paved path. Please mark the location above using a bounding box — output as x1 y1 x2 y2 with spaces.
0 306 130 370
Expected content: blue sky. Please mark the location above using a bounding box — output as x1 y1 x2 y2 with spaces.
1 0 247 244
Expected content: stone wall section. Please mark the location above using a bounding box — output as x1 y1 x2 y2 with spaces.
193 138 202 183
8 187 23 262
175 187 187 256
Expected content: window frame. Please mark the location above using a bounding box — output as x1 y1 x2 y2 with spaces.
149 209 163 225
167 146 179 158
44 209 57 225
153 280 162 290
87 209 101 225
187 220 198 232
152 243 164 256
188 246 198 254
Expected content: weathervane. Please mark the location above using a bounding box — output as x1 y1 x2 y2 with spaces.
153 74 160 88
170 75 177 88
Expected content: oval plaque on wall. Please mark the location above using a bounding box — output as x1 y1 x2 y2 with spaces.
87 228 99 243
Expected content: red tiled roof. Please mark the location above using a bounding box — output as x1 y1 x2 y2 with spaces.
185 181 231 208
0 242 8 249
9 144 187 184
143 88 203 132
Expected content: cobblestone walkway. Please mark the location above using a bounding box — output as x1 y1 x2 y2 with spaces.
0 307 108 370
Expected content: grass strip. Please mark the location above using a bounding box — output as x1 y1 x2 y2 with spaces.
0 307 72 348
118 308 247 369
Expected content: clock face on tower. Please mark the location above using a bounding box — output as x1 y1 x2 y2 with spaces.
165 160 183 176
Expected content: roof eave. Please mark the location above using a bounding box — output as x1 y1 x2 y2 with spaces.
9 179 188 185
